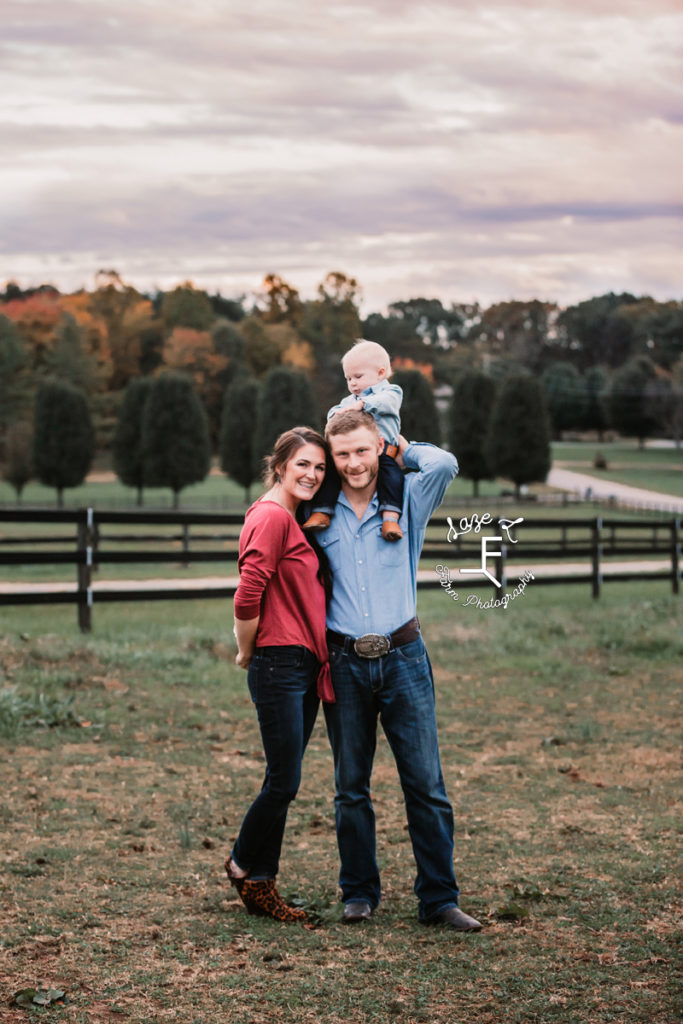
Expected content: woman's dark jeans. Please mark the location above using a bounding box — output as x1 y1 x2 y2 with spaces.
232 645 319 880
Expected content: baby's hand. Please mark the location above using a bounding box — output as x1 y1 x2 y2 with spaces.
353 399 365 411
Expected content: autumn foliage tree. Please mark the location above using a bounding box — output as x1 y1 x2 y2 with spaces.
1 289 62 370
44 314 99 395
301 271 362 357
88 271 153 388
258 274 303 326
160 282 215 332
161 328 228 444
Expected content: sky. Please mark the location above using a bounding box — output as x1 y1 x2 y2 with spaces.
1 0 682 315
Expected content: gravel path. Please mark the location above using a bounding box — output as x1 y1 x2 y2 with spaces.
1 559 675 595
546 467 683 514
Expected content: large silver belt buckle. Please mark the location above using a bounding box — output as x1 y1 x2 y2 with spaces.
354 633 390 658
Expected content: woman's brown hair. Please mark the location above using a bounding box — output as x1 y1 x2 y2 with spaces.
263 426 328 487
262 426 333 604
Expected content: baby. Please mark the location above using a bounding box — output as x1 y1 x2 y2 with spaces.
303 339 404 541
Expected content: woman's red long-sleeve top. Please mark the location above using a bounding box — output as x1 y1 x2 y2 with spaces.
233 500 333 701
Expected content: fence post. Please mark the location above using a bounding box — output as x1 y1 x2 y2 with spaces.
495 542 507 598
182 522 190 568
92 519 100 573
591 517 602 600
77 508 94 632
672 518 680 596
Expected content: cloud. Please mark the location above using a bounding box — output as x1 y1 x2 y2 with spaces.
1 0 681 310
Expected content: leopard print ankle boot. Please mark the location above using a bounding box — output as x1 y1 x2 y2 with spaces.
240 879 308 923
224 858 247 896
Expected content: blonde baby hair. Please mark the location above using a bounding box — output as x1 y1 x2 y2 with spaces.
341 339 392 377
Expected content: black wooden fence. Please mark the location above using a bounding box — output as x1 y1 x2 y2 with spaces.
0 508 680 631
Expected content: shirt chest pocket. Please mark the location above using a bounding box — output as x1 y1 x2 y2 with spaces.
376 531 406 567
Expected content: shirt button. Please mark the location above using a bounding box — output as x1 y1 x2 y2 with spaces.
358 560 363 564
361 587 366 592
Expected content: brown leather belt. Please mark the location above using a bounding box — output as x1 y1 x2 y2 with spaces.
326 617 420 658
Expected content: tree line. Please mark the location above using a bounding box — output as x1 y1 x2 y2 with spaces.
1 270 681 505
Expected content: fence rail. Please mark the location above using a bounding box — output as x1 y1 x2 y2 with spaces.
1 508 680 631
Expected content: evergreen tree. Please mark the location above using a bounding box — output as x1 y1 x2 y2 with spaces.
112 377 154 505
541 361 587 437
582 366 609 437
449 370 496 496
33 380 95 506
392 369 441 445
142 372 211 507
644 377 678 444
254 367 319 466
219 374 260 502
0 314 29 435
2 420 33 502
486 373 551 499
607 356 659 446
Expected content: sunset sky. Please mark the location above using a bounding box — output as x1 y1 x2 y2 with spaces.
2 0 682 313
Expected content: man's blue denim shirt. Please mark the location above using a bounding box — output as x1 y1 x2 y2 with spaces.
319 442 458 637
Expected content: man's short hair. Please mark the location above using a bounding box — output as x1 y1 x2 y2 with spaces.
325 409 382 442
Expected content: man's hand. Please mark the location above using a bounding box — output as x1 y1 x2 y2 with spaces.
395 434 409 470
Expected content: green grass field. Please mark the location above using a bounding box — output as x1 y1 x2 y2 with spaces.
1 439 680 513
0 584 680 1023
0 469 251 511
553 441 683 498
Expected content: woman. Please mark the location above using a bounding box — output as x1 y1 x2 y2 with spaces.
225 426 334 923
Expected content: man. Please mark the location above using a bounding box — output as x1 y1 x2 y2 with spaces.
318 409 481 931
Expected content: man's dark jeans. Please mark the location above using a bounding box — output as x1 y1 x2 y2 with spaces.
324 636 460 920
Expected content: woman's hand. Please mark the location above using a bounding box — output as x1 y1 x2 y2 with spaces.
233 615 259 670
